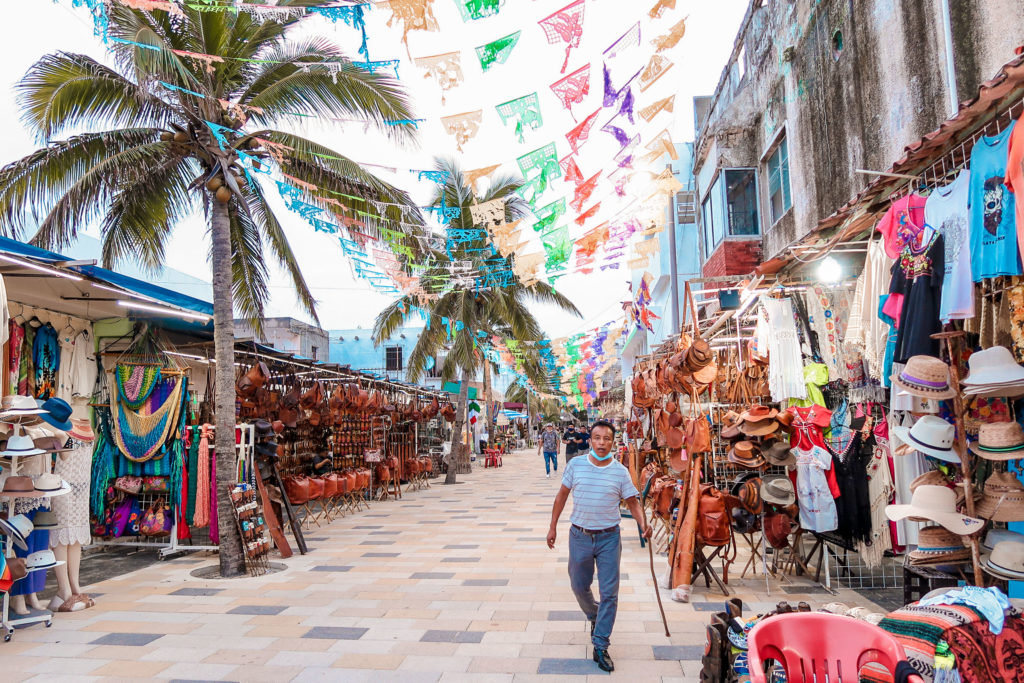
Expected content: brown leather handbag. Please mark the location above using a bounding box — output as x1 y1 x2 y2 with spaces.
375 463 391 481
307 477 324 500
237 362 270 397
300 382 324 410
283 475 310 504
695 485 731 547
322 474 338 498
345 470 358 491
683 388 711 454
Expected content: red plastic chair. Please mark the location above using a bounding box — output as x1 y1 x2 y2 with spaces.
747 612 925 683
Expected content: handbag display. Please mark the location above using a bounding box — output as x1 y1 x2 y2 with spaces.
236 362 270 397
141 476 169 493
113 476 143 495
282 475 310 505
140 498 171 537
683 388 711 454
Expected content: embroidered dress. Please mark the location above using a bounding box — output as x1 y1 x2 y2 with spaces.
51 439 94 547
764 297 806 402
887 231 945 363
791 445 839 533
7 320 23 395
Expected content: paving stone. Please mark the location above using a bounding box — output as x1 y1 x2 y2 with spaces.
354 526 383 529
170 588 223 597
653 645 704 661
462 579 509 587
412 572 456 579
228 605 288 616
690 602 728 612
360 540 396 545
303 627 369 640
547 611 584 621
420 630 485 643
363 552 401 557
537 658 606 675
310 565 353 572
90 633 164 646
441 557 480 563
444 545 479 549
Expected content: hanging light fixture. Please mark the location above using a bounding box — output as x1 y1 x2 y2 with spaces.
817 256 842 283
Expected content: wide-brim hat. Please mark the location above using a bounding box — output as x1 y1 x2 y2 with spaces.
974 471 1024 522
891 356 956 399
969 421 1024 461
763 441 795 467
739 418 779 437
32 509 58 529
253 419 273 438
720 410 743 440
68 418 95 442
908 526 971 565
0 395 46 421
33 435 72 454
886 485 985 535
909 470 950 493
0 475 45 498
0 433 47 458
33 473 70 495
0 513 34 550
25 549 63 571
731 472 763 514
728 441 765 469
763 511 795 549
963 346 1024 387
36 397 72 431
761 475 796 506
982 540 1024 580
983 528 1024 552
741 405 779 422
775 410 795 433
891 416 959 462
684 339 714 371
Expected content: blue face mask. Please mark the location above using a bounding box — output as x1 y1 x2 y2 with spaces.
590 447 613 461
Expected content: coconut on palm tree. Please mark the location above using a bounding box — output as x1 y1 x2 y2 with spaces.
373 158 580 483
0 2 423 576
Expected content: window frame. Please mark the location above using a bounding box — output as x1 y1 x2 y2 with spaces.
700 167 761 259
764 133 792 225
385 346 403 372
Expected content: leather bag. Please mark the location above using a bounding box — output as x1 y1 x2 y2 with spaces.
695 484 731 547
683 388 711 454
236 362 270 397
307 477 324 500
283 475 310 505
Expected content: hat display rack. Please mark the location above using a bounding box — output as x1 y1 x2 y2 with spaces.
0 402 71 642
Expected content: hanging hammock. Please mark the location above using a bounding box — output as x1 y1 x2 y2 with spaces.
115 363 163 409
111 375 185 462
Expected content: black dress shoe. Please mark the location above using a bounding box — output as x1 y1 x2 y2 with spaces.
590 620 595 635
593 648 614 672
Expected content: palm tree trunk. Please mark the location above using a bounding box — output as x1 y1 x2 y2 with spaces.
211 200 245 577
445 368 471 485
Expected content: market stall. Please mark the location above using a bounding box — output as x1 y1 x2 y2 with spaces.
628 50 1024 683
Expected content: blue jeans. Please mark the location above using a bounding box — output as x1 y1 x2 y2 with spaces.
543 451 558 474
568 525 621 650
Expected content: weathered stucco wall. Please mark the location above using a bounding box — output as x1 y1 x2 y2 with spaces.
694 0 1024 264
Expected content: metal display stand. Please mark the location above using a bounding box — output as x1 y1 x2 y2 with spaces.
1 429 70 642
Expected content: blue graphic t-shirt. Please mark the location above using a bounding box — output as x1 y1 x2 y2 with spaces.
969 121 1021 281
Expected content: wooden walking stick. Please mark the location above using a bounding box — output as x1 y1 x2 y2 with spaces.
638 507 670 636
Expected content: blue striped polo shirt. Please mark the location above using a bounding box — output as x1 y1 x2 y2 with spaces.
561 454 639 530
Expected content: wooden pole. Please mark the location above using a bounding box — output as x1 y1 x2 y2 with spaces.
932 330 985 587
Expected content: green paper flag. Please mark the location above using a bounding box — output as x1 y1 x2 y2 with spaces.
532 198 566 232
475 31 521 71
496 93 542 143
455 0 504 21
542 226 572 270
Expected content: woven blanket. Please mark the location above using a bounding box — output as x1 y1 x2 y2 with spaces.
945 614 1024 683
879 603 985 681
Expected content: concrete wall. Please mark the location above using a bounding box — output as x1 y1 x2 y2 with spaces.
693 0 1024 264
234 317 328 360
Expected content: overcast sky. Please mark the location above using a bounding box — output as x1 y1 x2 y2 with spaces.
0 0 747 336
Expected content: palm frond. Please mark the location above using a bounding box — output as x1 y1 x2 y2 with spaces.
225 200 271 327
16 53 175 141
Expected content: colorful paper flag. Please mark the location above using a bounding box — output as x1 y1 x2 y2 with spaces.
475 31 521 71
496 93 543 143
550 64 591 117
538 0 586 73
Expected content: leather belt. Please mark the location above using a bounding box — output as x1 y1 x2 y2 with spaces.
572 524 619 536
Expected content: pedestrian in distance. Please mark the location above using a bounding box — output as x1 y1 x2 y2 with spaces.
546 420 651 672
538 423 561 478
563 423 578 463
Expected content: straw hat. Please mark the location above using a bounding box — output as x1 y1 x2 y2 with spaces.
908 526 971 565
909 469 951 493
982 541 1024 580
962 346 1024 387
886 485 985 535
763 441 796 467
68 419 95 442
891 416 959 462
973 471 1024 522
761 475 796 506
728 441 765 469
969 422 1024 461
891 356 956 400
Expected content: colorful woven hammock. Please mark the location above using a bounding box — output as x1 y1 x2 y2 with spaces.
115 363 162 409
111 375 185 463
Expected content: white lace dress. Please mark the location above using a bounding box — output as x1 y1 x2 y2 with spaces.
763 297 807 402
50 439 93 547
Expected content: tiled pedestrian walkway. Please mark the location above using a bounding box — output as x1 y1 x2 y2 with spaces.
4 450 886 681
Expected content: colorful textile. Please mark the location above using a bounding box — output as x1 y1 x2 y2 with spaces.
944 613 1024 683
889 231 944 363
32 323 58 399
877 194 928 259
116 364 162 409
7 320 23 395
790 445 839 533
919 587 1012 635
110 376 185 462
879 602 985 680
475 31 520 71
970 120 1021 281
18 323 35 396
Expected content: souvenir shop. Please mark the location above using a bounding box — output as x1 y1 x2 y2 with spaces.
627 54 1024 682
0 237 453 641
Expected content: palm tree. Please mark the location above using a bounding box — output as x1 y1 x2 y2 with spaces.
373 158 581 483
0 3 422 576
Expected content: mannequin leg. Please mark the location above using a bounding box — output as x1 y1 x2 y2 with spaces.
10 595 28 616
67 543 83 596
25 593 44 610
52 545 73 603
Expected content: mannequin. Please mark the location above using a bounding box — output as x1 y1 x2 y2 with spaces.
48 417 95 612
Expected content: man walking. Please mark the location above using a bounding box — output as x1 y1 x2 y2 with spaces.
547 420 651 672
538 423 561 478
563 423 578 463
